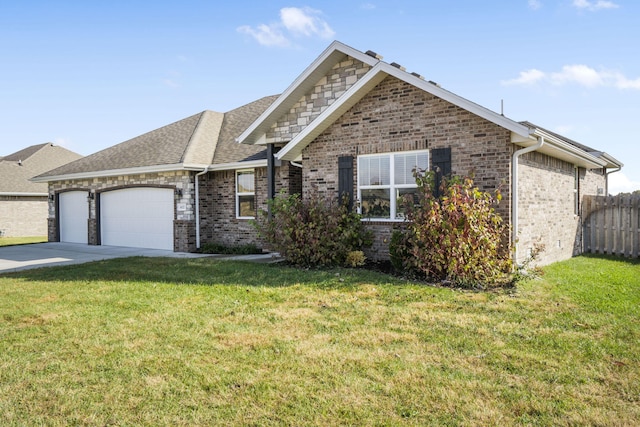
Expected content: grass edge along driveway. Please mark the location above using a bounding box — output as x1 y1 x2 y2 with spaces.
0 255 638 426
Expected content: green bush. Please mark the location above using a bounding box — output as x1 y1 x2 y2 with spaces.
254 192 372 267
390 172 512 288
199 242 263 255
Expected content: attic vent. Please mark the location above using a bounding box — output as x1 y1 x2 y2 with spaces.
18 160 22 166
390 62 406 71
411 72 425 80
428 80 441 87
365 50 382 60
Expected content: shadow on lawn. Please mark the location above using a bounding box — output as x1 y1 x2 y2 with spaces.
1 256 405 288
580 253 640 266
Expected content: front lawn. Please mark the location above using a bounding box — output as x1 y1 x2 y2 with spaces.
0 236 47 246
0 255 638 425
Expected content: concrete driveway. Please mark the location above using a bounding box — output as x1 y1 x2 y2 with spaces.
0 242 209 273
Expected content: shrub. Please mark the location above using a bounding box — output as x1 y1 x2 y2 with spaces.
345 250 366 268
390 171 512 288
254 191 372 267
199 242 263 255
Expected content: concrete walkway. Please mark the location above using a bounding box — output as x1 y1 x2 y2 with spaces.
0 242 280 274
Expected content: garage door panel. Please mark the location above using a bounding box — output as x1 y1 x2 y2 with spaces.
101 188 174 250
59 191 88 244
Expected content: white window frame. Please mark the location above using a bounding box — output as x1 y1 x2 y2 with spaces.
236 169 255 219
357 150 429 221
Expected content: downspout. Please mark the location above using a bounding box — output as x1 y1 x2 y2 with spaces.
195 166 210 250
512 136 545 264
605 166 621 196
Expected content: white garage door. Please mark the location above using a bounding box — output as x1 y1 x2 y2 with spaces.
100 187 174 250
59 191 88 244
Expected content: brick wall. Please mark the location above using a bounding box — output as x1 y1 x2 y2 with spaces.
48 171 195 251
517 152 606 265
0 197 48 237
198 161 300 250
300 75 513 260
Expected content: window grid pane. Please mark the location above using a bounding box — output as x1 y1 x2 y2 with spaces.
358 151 428 220
237 171 254 193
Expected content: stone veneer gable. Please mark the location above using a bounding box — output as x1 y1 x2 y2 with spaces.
266 56 372 144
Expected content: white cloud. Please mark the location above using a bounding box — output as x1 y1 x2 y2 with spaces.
280 7 335 38
238 7 334 48
608 172 640 195
502 69 545 85
502 65 640 90
237 24 290 47
528 0 542 10
550 64 604 87
361 3 376 10
572 0 619 11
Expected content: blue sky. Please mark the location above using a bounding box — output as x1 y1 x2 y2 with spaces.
1 0 638 193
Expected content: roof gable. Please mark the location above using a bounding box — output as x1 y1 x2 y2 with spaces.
239 41 620 170
236 41 380 146
36 111 222 180
0 143 82 194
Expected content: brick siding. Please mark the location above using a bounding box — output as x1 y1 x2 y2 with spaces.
0 197 48 237
517 152 606 265
300 75 513 260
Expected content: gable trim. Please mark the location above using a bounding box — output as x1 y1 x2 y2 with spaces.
276 62 389 161
236 41 381 146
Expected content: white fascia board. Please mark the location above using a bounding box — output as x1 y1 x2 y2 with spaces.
380 63 536 139
277 63 390 161
592 151 623 169
30 163 209 183
237 41 381 146
532 129 606 169
0 192 47 197
206 159 268 171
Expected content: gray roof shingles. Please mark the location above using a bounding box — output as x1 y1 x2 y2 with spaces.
37 95 279 179
0 143 83 193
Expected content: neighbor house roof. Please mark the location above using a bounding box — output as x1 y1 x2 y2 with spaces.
0 143 82 195
34 96 280 181
238 41 621 170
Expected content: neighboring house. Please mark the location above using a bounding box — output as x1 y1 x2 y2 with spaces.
0 143 82 237
33 41 622 266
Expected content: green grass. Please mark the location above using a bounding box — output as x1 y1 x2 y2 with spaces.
0 255 638 426
0 236 47 246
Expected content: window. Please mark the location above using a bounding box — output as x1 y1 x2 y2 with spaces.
358 150 429 220
236 170 255 218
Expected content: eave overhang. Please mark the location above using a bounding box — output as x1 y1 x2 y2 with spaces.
0 192 47 197
30 163 210 183
276 61 538 162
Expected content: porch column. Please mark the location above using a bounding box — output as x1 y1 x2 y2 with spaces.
267 144 276 219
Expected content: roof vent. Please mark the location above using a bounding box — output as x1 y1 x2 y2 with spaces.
365 50 382 60
18 160 22 166
390 62 406 71
428 80 441 87
411 72 425 80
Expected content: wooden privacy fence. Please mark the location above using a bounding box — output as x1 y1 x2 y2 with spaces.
582 194 640 258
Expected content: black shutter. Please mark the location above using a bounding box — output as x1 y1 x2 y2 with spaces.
338 155 354 211
431 147 451 198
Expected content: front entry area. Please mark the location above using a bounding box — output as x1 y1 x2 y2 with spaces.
100 187 174 251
